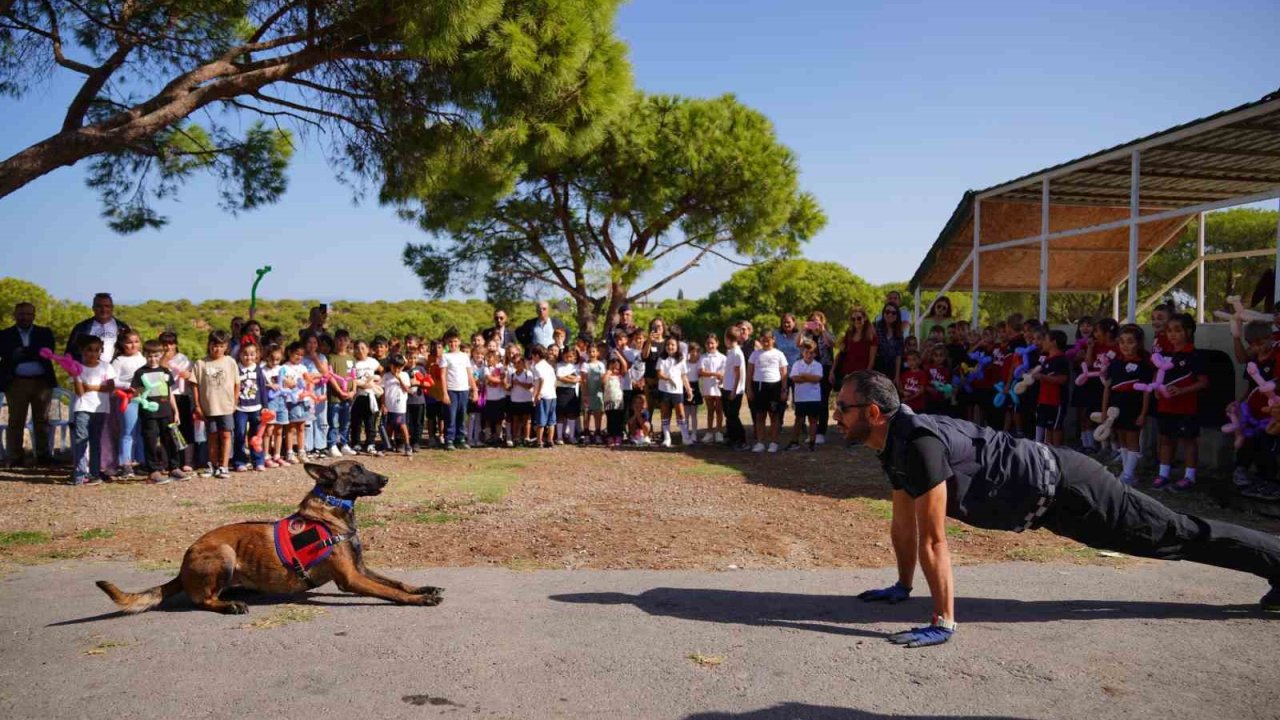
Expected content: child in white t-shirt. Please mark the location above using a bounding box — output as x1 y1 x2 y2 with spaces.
351 340 384 455
655 337 694 448
531 345 558 448
438 331 477 449
382 354 413 455
788 341 824 451
508 353 535 446
71 336 117 485
746 330 789 453
482 350 510 446
110 330 146 479
554 347 582 444
698 334 726 443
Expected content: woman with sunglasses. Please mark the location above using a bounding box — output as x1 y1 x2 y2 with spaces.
873 303 905 383
830 306 877 387
922 295 954 337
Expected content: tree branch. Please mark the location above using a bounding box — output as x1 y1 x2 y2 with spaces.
627 244 716 301
62 42 136 131
248 1 304 44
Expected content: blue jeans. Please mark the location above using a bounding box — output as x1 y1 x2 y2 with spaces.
535 398 557 428
446 390 469 443
233 410 264 468
72 411 107 482
309 400 329 451
327 399 351 449
118 400 144 467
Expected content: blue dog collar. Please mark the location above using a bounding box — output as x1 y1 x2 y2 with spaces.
312 488 355 512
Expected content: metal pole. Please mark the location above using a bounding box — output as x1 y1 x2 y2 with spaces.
1113 284 1120 321
1127 151 1141 322
913 285 922 339
972 198 981 326
1040 178 1050 323
1275 198 1280 308
1196 211 1206 323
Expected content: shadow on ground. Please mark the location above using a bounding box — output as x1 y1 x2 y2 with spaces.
47 588 404 627
551 586 1257 639
684 704 1028 720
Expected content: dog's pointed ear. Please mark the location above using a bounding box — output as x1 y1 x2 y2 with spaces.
304 463 337 489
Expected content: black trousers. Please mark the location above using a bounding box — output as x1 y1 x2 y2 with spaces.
723 392 745 445
1042 448 1280 583
606 408 625 438
350 396 378 447
140 415 178 472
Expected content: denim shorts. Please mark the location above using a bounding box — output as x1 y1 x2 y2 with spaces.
534 398 557 427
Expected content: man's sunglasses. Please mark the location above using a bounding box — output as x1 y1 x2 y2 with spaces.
835 401 874 413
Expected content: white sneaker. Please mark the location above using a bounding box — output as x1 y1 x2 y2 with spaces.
700 432 714 443
686 433 696 445
328 446 343 458
341 445 357 456
815 434 826 446
751 442 765 453
661 432 672 448
767 442 779 453
714 432 724 443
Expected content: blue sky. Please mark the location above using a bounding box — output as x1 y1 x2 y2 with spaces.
2 0 1278 305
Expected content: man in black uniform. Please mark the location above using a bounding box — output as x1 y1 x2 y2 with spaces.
834 370 1280 648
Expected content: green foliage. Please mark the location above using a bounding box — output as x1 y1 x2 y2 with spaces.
402 93 826 335
2 0 632 234
0 277 90 347
680 259 878 340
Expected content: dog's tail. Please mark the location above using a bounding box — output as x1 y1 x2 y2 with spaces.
95 576 183 614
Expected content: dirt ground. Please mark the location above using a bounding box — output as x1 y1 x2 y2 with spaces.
2 443 1278 573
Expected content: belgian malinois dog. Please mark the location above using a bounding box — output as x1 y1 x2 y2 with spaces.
96 461 443 614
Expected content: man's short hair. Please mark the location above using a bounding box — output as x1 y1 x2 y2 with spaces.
842 370 900 415
92 292 112 304
1245 321 1273 344
208 329 230 346
14 301 34 312
143 339 165 354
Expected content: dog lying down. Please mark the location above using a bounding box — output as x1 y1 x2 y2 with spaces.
96 461 443 614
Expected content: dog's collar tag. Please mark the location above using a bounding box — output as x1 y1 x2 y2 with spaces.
312 488 355 512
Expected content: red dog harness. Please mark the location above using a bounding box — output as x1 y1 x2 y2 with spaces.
273 514 354 587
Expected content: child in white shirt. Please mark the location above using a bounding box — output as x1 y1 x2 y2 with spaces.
655 337 694 447
382 353 413 455
71 336 117 485
698 334 726 443
788 341 824 451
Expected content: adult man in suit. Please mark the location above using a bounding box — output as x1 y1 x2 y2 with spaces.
487 309 516 348
0 302 58 467
515 301 568 355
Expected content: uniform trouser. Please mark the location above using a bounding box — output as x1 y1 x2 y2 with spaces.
140 415 178 472
723 392 745 444
350 396 377 448
3 378 52 460
1041 448 1280 583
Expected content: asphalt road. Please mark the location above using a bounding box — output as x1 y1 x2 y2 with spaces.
1 560 1277 719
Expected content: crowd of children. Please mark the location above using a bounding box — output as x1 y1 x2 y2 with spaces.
62 300 1280 497
898 303 1280 499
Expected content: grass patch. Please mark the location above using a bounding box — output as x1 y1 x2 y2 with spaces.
856 498 894 520
1006 545 1095 563
176 500 199 508
78 528 114 541
83 638 130 656
482 459 527 471
42 548 89 560
945 525 968 538
503 557 558 571
136 559 180 573
408 510 462 525
688 653 725 667
223 501 295 516
359 517 388 528
241 604 325 630
0 531 51 547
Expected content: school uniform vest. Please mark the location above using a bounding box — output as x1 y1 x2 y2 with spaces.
880 406 1060 532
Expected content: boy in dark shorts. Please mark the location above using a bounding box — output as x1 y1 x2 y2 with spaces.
787 342 824 451
1034 329 1070 447
1154 314 1208 490
132 340 185 483
1100 324 1153 486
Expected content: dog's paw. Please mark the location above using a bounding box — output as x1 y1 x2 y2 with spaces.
222 601 250 615
413 585 444 597
411 592 443 607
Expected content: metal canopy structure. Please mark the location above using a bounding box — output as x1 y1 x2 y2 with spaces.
909 88 1280 333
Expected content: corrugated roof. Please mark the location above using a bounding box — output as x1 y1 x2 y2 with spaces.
910 88 1280 292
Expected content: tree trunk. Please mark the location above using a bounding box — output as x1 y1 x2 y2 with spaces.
574 295 600 341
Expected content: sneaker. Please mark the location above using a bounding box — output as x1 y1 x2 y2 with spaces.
661 433 672 449
285 453 300 465
1233 467 1253 487
275 455 290 466
254 465 265 472
456 440 471 450
1119 474 1138 487
714 432 724 443
634 436 652 447
1151 475 1172 490
233 464 248 473
504 439 514 448
814 434 826 446
700 432 714 443
169 468 190 481
198 464 215 478
785 441 801 452
74 476 102 486
341 445 357 456
1241 482 1280 502
403 447 414 457
148 471 172 485
116 467 136 481
751 442 765 453
686 434 697 445
767 442 779 453
1170 477 1196 492
443 442 455 451
1262 584 1280 613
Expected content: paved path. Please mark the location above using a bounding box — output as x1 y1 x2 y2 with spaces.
0 560 1277 719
